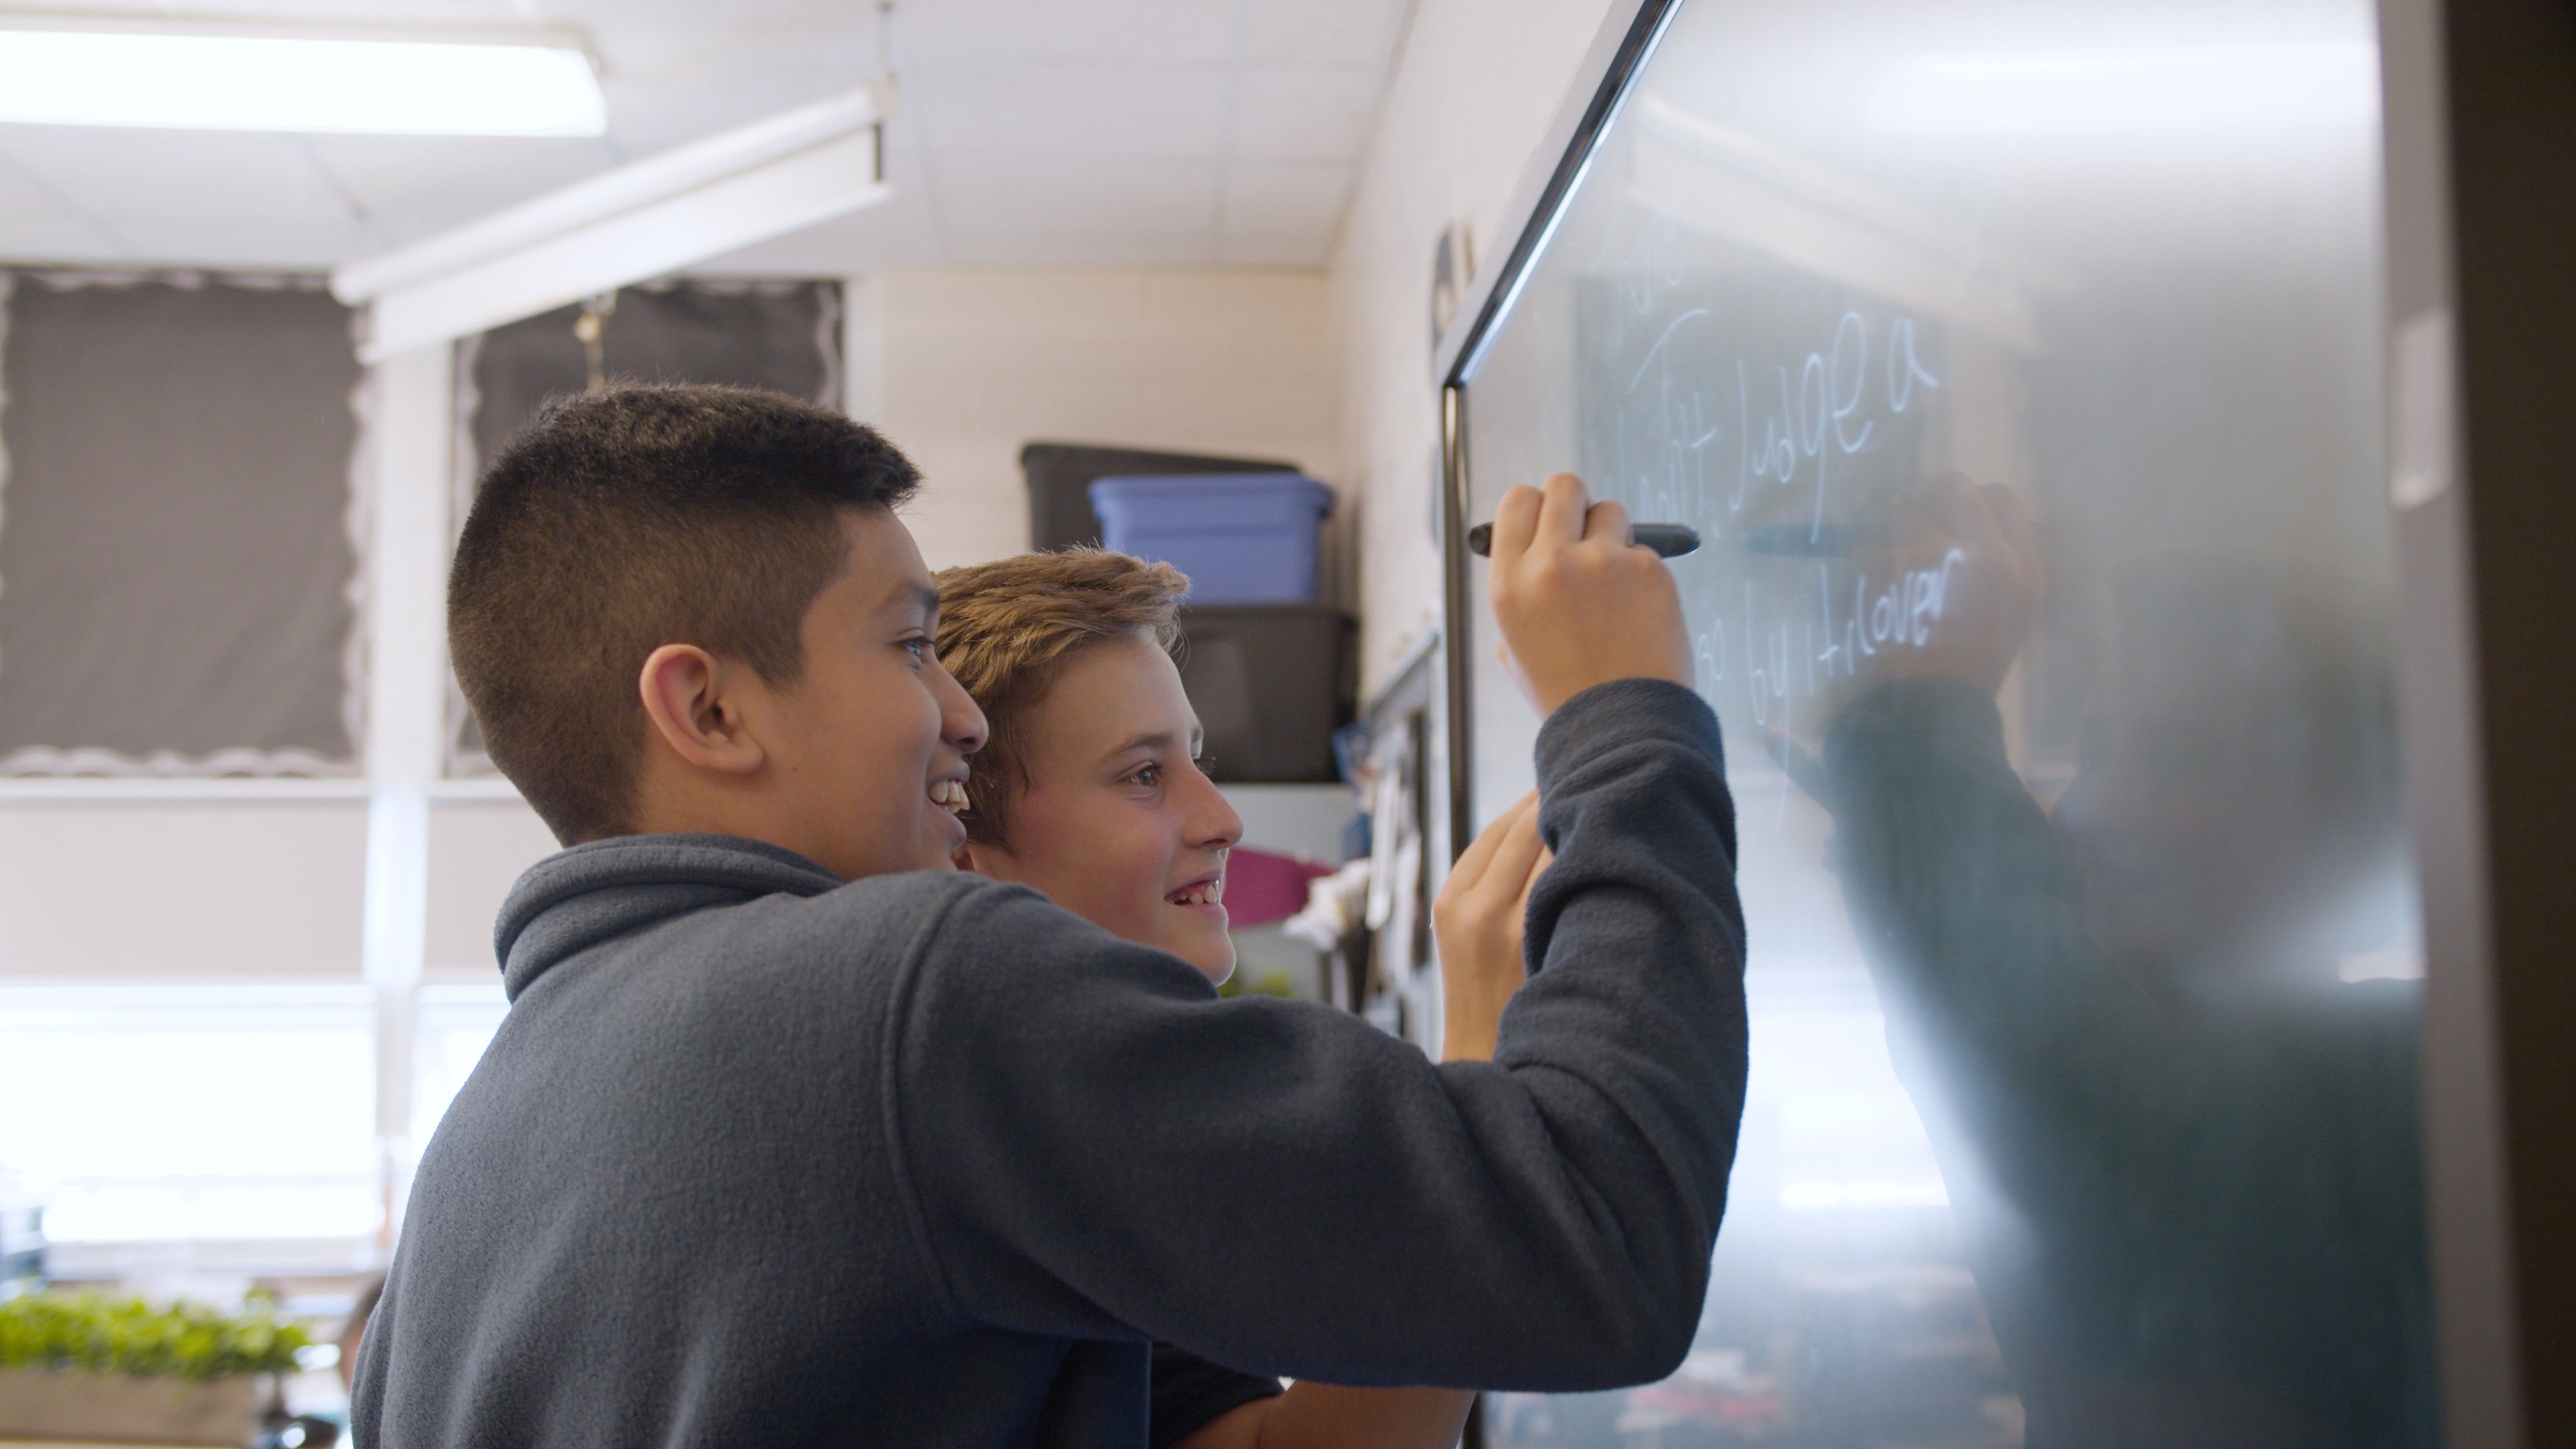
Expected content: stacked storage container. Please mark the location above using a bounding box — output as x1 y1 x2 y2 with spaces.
1087 472 1334 606
1019 445 1352 784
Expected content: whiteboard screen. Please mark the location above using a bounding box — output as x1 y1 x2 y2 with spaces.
1457 1 2434 1444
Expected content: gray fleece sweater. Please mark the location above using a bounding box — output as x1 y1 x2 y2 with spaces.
350 679 1748 1448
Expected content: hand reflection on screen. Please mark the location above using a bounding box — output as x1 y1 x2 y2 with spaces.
1846 472 2045 700
1779 476 2431 1449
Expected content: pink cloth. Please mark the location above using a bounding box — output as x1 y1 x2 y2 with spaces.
1224 847 1337 928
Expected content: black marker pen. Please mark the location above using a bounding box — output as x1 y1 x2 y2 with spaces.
1466 521 1701 558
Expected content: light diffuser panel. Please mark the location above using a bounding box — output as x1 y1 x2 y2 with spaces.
0 30 605 136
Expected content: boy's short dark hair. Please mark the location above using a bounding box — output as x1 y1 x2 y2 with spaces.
449 384 920 845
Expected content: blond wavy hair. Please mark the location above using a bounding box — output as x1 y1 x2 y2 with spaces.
934 548 1189 848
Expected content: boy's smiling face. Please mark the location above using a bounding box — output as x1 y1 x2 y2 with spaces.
635 506 988 880
958 632 1242 980
758 508 987 878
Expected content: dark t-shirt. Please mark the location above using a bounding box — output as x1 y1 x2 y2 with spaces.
1150 1344 1281 1449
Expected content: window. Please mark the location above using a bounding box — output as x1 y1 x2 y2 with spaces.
0 986 378 1271
0 270 361 776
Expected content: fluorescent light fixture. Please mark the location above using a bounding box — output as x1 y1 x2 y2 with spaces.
333 88 888 360
0 28 604 136
1866 43 2379 136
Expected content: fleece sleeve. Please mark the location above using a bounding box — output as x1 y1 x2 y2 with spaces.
883 679 1748 1393
1821 676 2188 1162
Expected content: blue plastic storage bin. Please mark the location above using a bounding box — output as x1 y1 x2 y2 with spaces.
1087 472 1334 604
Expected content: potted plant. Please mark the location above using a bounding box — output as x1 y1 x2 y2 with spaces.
0 1291 309 1446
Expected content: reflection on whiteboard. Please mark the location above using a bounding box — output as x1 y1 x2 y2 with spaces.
1460 0 2430 1445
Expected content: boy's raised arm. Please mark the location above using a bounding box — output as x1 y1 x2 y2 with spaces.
885 475 1747 1391
1484 472 1698 714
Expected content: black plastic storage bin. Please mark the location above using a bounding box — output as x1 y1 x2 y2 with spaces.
1021 442 1300 553
1175 604 1356 784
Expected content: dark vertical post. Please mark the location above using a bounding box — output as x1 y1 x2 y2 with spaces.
1441 382 1477 861
2385 0 2576 1442
2447 0 2576 1434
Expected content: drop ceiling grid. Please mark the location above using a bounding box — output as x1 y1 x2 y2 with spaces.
0 0 1413 273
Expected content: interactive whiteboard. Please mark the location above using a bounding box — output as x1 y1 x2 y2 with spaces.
1448 1 2432 1444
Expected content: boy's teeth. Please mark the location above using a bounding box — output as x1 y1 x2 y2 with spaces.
1168 881 1224 906
930 780 967 812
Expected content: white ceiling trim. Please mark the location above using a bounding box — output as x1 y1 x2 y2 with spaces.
335 87 888 358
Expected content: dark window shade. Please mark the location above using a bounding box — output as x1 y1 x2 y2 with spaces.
0 272 362 774
447 279 842 775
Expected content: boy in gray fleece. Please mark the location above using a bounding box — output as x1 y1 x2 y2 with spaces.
350 384 1747 1448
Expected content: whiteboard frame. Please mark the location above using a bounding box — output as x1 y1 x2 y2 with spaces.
1432 0 1678 859
1431 0 2531 1443
1427 1 1681 393
2380 3 2544 1444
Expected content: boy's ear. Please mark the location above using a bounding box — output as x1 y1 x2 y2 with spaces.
638 644 766 776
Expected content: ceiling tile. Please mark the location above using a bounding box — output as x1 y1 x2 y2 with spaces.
85 221 366 271
0 129 352 226
297 136 623 248
943 229 1220 268
914 64 1232 160
0 153 119 254
700 193 949 275
1228 66 1387 162
938 154 1221 238
1238 0 1411 68
0 221 131 264
593 21 871 96
0 0 1409 274
596 73 873 160
19 0 529 20
1221 161 1356 235
894 0 1240 68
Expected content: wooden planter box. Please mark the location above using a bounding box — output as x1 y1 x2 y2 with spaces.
0 1368 259 1445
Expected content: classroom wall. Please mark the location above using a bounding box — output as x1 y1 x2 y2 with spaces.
849 268 1342 584
1327 0 1619 693
0 798 368 980
423 798 564 981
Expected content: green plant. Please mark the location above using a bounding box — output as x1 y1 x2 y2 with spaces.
1217 969 1296 1000
0 1293 309 1381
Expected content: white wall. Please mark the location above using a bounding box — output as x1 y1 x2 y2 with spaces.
849 268 1342 582
1328 0 1619 693
0 798 368 979
423 799 563 981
